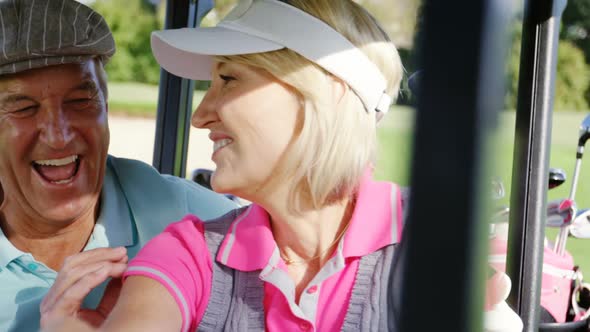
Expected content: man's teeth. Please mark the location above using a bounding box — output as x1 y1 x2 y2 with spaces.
34 155 78 166
51 179 74 184
214 139 233 153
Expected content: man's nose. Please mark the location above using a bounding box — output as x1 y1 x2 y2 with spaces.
39 105 75 149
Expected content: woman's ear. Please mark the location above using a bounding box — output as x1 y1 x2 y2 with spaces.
330 75 348 107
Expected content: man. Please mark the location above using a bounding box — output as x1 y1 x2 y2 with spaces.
0 1 236 331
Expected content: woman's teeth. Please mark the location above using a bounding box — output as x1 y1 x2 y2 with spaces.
213 139 233 153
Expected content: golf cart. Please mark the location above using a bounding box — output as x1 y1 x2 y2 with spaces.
149 0 589 331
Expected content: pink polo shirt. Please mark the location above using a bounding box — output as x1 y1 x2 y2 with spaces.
125 175 403 332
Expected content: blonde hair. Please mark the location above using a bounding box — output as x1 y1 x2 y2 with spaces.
217 0 403 212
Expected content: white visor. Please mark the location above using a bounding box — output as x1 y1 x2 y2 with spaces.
151 0 393 114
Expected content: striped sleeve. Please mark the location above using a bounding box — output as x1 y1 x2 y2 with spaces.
124 215 214 332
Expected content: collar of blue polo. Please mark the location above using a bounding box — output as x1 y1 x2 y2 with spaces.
0 227 24 268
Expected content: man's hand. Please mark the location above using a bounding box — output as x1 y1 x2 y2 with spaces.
40 247 128 329
41 317 98 332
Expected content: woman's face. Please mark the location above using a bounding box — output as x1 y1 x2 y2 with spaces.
192 61 301 199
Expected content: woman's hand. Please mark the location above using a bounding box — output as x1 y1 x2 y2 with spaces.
40 247 128 329
484 270 523 332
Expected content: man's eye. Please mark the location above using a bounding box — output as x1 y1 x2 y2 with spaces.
65 98 93 108
17 106 36 112
3 105 37 118
14 105 37 114
66 98 91 104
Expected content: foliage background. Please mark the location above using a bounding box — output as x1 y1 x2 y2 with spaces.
503 0 590 111
91 0 161 84
505 23 590 111
91 0 590 111
91 0 422 87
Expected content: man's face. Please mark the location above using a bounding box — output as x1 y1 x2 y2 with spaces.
0 62 109 226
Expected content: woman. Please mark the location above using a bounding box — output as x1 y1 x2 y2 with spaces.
141 1 401 330
42 0 521 331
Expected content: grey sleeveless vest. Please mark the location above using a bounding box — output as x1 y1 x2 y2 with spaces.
197 188 407 332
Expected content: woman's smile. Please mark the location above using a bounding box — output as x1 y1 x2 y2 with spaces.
193 61 301 199
212 138 234 157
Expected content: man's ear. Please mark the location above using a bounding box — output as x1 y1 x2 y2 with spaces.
0 182 4 210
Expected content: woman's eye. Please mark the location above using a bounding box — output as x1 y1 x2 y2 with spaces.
219 74 236 83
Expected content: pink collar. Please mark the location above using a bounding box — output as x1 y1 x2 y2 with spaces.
216 174 403 271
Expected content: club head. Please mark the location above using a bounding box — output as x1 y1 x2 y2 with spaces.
546 199 575 228
578 113 590 148
491 206 509 224
408 70 422 97
491 177 505 200
571 209 590 239
581 113 590 134
191 168 214 190
548 168 566 190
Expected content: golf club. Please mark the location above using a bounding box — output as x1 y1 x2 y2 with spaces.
546 198 575 229
570 209 590 239
555 114 590 255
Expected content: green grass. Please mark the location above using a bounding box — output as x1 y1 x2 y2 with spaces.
108 82 205 117
375 108 590 277
109 82 590 277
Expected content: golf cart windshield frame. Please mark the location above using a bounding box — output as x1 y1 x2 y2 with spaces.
152 1 567 331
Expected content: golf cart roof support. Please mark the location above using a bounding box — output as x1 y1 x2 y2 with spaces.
506 0 566 330
153 0 207 177
395 0 509 331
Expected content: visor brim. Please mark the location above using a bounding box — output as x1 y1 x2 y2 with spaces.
151 27 284 81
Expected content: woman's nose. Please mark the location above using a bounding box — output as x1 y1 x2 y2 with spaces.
192 87 219 129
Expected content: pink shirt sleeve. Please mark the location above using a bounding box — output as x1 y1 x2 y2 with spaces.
124 214 213 332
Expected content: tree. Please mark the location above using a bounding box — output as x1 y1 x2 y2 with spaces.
561 0 590 106
93 0 423 85
561 0 590 63
506 23 590 111
355 0 421 49
200 0 237 27
92 0 161 84
199 0 421 49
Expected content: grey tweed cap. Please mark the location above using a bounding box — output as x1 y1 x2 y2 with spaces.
0 0 115 76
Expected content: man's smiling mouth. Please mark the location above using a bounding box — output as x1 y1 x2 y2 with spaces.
32 155 80 184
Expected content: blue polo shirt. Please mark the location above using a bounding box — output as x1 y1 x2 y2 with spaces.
0 156 236 332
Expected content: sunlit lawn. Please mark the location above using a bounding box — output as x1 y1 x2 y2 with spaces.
376 107 590 277
109 82 590 277
108 82 204 117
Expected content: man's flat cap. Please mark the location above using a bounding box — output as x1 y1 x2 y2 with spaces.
0 0 115 76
